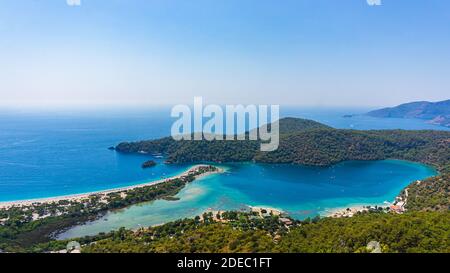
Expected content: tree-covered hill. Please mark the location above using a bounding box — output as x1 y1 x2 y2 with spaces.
264 117 332 134
255 129 450 168
116 117 450 170
402 173 450 212
82 211 450 253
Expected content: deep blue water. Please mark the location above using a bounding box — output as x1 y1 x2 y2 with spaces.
0 106 445 202
0 108 178 201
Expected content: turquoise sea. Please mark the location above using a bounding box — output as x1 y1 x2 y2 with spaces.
0 107 443 238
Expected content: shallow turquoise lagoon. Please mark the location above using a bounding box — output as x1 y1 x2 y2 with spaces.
58 160 437 239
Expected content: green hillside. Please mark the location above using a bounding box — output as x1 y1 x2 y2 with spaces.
116 117 450 170
82 211 450 253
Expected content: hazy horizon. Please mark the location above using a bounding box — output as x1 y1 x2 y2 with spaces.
0 98 449 111
1 0 450 108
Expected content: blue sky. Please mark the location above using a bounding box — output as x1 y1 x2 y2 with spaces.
0 0 449 107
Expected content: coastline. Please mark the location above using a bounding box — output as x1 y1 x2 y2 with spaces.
0 160 431 221
323 205 373 218
0 165 224 209
323 182 416 218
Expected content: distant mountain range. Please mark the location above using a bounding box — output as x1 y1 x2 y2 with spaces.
367 99 450 127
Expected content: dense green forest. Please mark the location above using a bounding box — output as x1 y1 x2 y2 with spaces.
82 211 449 253
116 118 450 170
403 173 450 212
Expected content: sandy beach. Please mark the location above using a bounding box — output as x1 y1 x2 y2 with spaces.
323 201 393 218
0 164 223 209
324 206 369 218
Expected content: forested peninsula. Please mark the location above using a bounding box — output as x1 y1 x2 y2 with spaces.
116 117 450 172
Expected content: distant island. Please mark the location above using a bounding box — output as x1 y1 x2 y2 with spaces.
141 160 157 169
342 114 355 118
367 99 450 128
